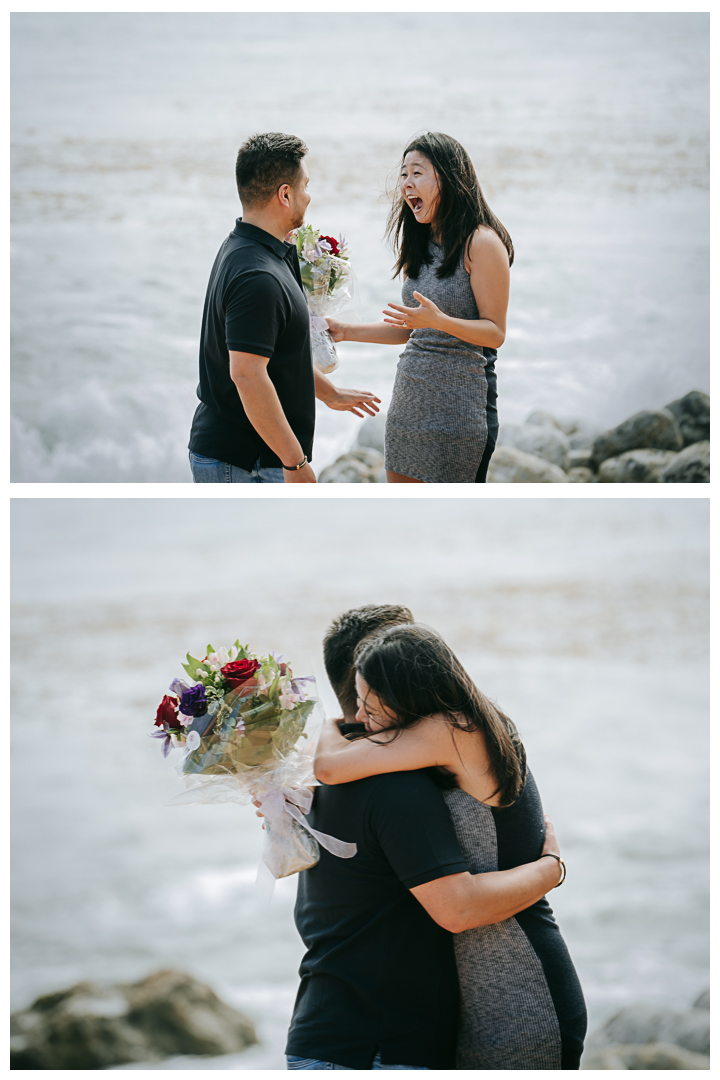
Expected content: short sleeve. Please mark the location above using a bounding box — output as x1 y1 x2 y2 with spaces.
367 772 468 890
225 270 287 358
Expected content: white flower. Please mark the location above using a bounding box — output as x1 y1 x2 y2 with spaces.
186 731 201 751
280 689 301 710
228 644 239 661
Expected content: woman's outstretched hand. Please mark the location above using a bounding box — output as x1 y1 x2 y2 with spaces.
383 291 443 331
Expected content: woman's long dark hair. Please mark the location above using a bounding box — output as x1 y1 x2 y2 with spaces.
386 131 514 280
355 624 526 807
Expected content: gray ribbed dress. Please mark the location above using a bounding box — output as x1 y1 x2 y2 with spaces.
443 772 587 1070
384 241 488 483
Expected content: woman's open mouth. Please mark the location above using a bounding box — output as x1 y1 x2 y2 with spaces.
407 195 424 214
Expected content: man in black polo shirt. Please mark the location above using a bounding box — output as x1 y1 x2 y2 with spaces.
188 132 380 483
284 605 562 1070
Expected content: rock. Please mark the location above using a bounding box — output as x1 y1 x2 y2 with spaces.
497 422 570 470
568 448 593 469
351 412 386 455
563 419 606 449
487 446 568 483
693 988 710 1011
591 409 683 469
582 1042 709 1069
567 467 596 483
319 447 384 483
525 410 565 432
659 441 709 483
597 448 678 483
9 969 257 1070
664 391 710 446
587 1003 710 1057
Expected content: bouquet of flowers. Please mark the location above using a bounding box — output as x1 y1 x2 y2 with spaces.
151 641 356 884
295 224 354 374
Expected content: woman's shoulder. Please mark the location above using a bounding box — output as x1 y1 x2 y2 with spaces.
467 225 509 260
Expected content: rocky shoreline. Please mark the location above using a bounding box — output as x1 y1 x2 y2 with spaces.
10 969 709 1069
582 988 710 1069
319 390 709 483
10 970 257 1070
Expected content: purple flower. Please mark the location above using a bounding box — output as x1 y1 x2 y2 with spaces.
169 677 191 698
149 730 174 758
291 676 316 702
179 683 208 717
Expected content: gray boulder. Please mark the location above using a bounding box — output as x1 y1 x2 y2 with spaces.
351 412 386 455
659 441 709 483
567 467 596 483
319 448 384 483
664 391 710 446
587 1003 710 1057
591 409 683 469
597 448 678 483
10 969 258 1070
525 412 604 450
487 446 568 483
582 1042 709 1069
498 422 570 471
525 410 565 432
568 448 593 470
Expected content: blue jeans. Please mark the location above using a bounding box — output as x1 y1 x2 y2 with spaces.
287 1054 426 1070
189 451 284 484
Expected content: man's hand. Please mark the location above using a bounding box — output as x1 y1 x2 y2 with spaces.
324 317 347 343
283 462 317 483
325 387 381 418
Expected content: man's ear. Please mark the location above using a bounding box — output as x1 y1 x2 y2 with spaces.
277 183 292 208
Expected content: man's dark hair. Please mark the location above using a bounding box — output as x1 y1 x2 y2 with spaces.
323 604 415 716
235 132 308 208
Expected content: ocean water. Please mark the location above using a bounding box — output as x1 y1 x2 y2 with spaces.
10 13 709 481
10 499 709 1067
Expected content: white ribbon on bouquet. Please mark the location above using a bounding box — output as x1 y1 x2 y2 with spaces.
254 785 357 901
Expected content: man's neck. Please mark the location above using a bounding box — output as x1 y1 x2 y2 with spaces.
241 208 290 244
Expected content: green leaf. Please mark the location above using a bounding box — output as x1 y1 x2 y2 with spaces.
182 653 206 679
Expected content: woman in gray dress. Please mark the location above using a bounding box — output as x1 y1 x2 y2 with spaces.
327 132 511 482
314 624 587 1069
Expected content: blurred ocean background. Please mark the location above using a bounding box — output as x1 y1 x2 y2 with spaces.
11 498 709 1067
10 12 709 482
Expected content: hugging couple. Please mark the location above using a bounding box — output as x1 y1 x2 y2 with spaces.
188 128 509 484
281 604 587 1070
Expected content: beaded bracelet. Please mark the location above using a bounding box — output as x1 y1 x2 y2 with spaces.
282 454 308 471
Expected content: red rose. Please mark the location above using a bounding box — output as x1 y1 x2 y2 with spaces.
221 658 261 689
319 235 340 256
154 694 179 729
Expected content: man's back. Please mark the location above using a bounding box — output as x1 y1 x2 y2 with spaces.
287 770 468 1070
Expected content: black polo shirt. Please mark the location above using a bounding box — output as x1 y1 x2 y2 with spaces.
286 771 468 1070
188 219 314 471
